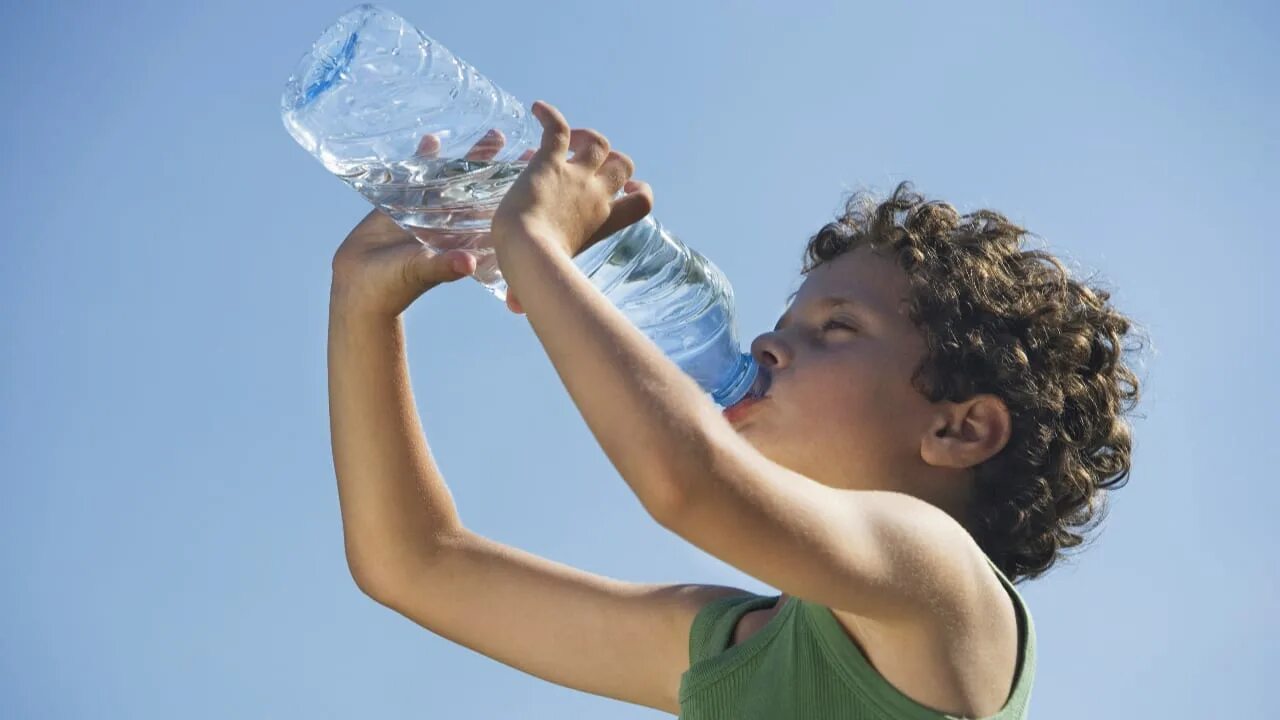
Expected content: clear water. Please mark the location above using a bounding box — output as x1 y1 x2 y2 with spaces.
337 157 529 290
280 4 757 406
336 156 756 405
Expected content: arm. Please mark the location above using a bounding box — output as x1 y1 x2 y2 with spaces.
495 240 723 519
329 129 537 586
375 531 749 714
329 282 748 715
327 291 465 591
325 131 749 715
491 102 994 622
497 235 987 621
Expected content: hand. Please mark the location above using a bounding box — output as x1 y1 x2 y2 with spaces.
491 101 654 303
329 131 535 318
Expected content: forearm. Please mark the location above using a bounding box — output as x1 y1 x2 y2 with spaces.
327 283 464 591
495 235 732 518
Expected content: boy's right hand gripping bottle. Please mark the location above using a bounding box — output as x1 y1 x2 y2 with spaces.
281 3 758 407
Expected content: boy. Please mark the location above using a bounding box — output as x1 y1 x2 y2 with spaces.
328 101 1142 718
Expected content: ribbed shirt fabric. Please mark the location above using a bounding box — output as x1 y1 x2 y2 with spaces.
678 556 1035 719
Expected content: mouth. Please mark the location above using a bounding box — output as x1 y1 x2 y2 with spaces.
723 393 767 423
747 369 771 400
723 370 772 423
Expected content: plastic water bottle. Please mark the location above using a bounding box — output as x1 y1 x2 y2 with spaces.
281 3 757 407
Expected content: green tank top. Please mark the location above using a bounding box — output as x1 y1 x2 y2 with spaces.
678 556 1035 719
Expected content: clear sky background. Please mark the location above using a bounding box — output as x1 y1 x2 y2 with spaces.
2 1 1275 717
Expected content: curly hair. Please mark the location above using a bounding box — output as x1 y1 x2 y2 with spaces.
800 182 1146 584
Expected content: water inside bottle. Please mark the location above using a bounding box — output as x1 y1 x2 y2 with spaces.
283 5 757 407
336 156 531 291
331 154 756 406
339 156 528 220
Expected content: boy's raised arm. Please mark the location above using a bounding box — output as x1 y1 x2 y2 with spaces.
326 207 754 716
327 292 465 593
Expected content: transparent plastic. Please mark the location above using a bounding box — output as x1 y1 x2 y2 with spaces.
281 3 757 406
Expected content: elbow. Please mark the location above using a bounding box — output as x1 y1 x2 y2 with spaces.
345 531 468 602
351 567 387 601
630 440 705 527
343 544 425 602
341 555 384 603
347 555 398 601
344 538 389 597
643 476 691 529
645 426 748 530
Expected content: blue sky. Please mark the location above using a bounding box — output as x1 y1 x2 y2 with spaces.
2 0 1275 717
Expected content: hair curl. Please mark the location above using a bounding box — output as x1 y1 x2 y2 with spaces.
801 182 1146 583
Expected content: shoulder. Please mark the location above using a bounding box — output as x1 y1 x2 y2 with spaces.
656 452 1004 635
848 490 1004 621
823 517 1021 718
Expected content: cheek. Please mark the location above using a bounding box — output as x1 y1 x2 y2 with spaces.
781 377 875 443
800 368 921 446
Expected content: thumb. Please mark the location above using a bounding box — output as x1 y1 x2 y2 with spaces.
506 290 524 314
410 248 476 289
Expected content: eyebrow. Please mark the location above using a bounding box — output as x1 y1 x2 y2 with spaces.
774 295 865 332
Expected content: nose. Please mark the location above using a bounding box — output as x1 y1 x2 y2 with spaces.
750 330 790 372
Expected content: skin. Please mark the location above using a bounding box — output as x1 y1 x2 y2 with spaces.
732 244 1014 614
736 247 987 511
331 100 1020 717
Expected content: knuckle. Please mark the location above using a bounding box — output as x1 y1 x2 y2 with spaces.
399 256 419 287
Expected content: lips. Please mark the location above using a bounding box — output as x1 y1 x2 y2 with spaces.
748 368 771 399
723 394 767 423
724 369 771 423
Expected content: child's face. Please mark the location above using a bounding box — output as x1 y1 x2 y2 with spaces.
731 245 941 491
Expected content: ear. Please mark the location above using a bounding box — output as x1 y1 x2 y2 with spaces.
920 395 1012 469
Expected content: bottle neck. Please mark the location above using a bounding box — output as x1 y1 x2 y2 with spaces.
713 354 758 408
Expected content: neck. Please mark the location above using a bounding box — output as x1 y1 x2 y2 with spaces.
925 471 976 533
894 465 976 534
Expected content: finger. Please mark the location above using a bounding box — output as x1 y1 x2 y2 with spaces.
518 149 536 162
348 207 415 248
586 181 654 248
414 133 441 159
464 128 505 162
506 291 524 314
567 128 610 168
531 100 570 159
598 150 634 192
414 248 476 285
623 179 648 194
401 248 475 304
447 250 478 277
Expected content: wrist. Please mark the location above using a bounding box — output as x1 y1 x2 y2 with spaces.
494 219 567 258
329 278 403 324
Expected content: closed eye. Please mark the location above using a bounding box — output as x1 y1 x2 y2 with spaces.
822 318 857 332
